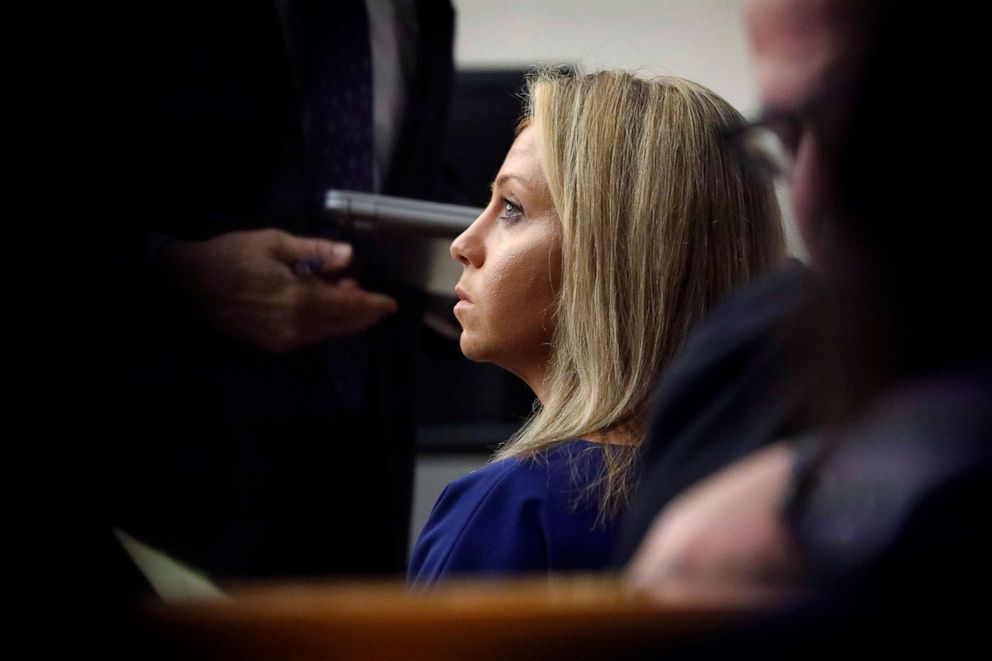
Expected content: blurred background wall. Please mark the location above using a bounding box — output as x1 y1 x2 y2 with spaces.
454 0 757 111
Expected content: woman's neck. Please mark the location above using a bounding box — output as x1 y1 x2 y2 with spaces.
581 428 639 446
516 362 551 406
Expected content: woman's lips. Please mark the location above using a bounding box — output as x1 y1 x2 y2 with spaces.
454 285 473 314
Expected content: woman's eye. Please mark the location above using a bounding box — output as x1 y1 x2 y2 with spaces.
499 198 524 223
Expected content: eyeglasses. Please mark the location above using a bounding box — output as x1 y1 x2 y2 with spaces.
722 107 805 183
723 79 855 183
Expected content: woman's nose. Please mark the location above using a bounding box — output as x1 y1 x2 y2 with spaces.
450 213 485 267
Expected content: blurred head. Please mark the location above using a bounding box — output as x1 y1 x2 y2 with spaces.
746 0 985 395
454 69 786 515
743 0 873 266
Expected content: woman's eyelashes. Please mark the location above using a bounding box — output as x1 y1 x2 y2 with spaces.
498 197 524 223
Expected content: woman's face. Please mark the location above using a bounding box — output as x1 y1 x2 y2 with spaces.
450 126 562 393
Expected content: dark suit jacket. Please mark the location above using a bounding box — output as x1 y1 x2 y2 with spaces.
96 0 455 579
617 262 815 563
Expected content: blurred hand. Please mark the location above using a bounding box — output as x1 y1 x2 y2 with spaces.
165 229 397 352
627 443 805 590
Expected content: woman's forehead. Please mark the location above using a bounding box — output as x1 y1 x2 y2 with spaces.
497 126 546 189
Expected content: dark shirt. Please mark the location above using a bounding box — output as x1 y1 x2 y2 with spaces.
787 365 992 583
722 366 992 657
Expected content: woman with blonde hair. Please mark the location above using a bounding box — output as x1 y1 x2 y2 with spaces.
409 69 785 583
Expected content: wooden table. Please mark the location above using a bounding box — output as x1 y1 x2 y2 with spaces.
139 574 799 660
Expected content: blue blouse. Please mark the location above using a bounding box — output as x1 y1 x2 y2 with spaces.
408 440 623 585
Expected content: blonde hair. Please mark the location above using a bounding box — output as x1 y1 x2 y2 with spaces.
496 69 785 519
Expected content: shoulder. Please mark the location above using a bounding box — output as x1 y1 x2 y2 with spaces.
641 262 813 463
665 262 812 382
408 441 618 583
407 455 552 584
440 451 554 505
427 441 606 519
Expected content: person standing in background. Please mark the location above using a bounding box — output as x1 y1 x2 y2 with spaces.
92 0 455 589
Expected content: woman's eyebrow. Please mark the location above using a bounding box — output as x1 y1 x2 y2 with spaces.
491 173 528 191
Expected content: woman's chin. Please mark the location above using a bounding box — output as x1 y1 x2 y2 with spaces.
459 334 496 365
458 335 483 362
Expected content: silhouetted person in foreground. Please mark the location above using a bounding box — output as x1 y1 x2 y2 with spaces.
627 0 990 653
